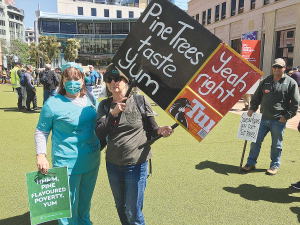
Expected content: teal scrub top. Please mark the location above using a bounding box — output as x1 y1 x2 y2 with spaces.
36 94 101 175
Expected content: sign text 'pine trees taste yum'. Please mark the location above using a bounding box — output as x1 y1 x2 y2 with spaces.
113 0 263 142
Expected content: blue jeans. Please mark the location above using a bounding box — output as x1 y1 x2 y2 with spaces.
43 89 56 104
106 161 148 225
247 119 286 169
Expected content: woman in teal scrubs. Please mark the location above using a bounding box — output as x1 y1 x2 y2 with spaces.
34 62 101 225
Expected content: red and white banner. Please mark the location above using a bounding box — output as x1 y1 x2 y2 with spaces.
241 40 261 69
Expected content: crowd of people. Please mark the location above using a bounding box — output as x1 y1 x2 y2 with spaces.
2 58 300 224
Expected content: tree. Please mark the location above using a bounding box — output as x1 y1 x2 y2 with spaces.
28 41 41 68
38 35 61 65
64 38 81 62
1 39 31 68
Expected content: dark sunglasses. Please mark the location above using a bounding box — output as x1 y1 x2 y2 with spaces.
273 65 284 69
105 77 123 83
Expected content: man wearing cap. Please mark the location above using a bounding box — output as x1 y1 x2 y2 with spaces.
41 64 60 104
242 58 299 175
89 65 99 87
291 67 300 92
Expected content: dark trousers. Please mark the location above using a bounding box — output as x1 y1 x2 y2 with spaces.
16 87 23 109
26 89 37 110
2 76 6 84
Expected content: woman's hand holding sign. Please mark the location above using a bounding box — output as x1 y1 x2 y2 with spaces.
36 154 49 175
158 126 174 137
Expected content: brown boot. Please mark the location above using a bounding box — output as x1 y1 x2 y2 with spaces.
242 164 255 172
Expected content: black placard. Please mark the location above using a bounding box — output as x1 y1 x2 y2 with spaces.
113 0 222 110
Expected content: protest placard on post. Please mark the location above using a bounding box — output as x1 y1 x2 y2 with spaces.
237 112 262 142
91 84 106 98
26 167 71 225
113 0 263 143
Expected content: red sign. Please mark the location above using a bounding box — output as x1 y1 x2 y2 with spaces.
166 87 222 142
241 40 261 68
166 43 263 142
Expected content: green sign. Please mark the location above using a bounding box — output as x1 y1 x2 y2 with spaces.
26 167 71 225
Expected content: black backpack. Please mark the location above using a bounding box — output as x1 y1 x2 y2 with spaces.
40 70 52 88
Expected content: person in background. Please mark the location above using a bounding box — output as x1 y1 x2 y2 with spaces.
1 68 7 84
89 65 99 87
35 62 101 225
10 62 24 109
96 69 102 85
291 67 300 93
20 68 27 109
288 70 293 76
95 64 174 225
35 69 40 87
242 58 299 175
55 67 62 93
41 64 60 104
84 71 93 95
55 67 62 82
24 65 40 111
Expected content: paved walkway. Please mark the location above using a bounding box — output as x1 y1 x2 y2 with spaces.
230 99 300 130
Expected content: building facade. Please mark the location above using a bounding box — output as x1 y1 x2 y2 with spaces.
0 0 25 43
188 0 300 76
37 11 139 68
25 28 35 45
57 0 146 18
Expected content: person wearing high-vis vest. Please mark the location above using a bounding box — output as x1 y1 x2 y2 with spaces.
10 62 23 109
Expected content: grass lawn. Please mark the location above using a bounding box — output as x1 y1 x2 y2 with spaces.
0 84 300 224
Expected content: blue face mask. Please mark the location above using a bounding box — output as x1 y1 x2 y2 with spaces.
65 80 82 94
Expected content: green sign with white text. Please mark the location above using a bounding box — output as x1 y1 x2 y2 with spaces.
26 167 71 225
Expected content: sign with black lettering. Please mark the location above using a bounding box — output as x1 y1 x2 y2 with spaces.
26 167 71 225
237 112 262 142
113 0 221 109
113 0 263 142
91 84 106 98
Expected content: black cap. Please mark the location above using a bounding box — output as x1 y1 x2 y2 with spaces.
104 63 129 82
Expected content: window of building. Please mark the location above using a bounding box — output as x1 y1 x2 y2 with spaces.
117 10 122 18
9 21 14 28
207 9 211 24
287 31 294 38
238 0 244 14
41 21 59 33
0 8 4 16
78 7 83 15
202 11 206 25
95 0 106 3
60 22 77 34
221 2 226 20
264 0 269 5
196 14 199 22
104 9 109 17
231 39 242 54
215 5 220 22
78 23 94 34
0 20 5 26
250 0 255 10
91 8 96 16
275 29 296 71
129 11 134 18
231 0 236 16
0 29 6 35
112 22 129 34
95 23 111 34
